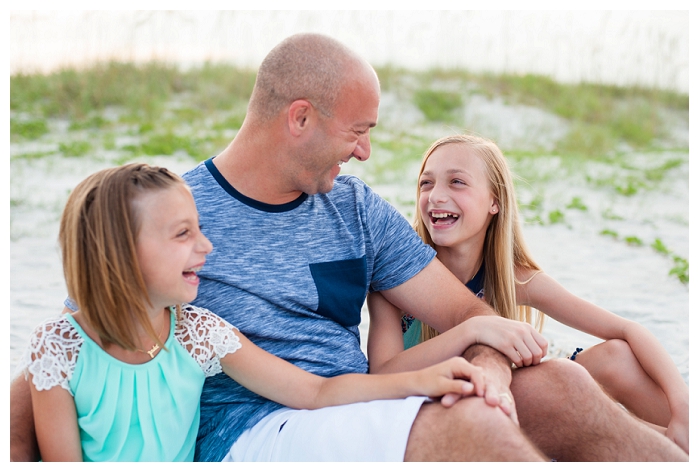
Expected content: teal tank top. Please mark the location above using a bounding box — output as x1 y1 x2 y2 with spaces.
66 309 205 461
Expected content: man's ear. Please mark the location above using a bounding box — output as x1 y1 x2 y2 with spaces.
287 99 313 138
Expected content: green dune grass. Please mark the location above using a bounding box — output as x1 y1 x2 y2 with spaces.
10 61 689 283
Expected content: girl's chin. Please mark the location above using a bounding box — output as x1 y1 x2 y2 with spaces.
428 228 453 241
429 236 451 247
177 288 199 305
430 232 462 249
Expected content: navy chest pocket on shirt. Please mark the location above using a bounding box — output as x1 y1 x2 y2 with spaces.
309 256 368 327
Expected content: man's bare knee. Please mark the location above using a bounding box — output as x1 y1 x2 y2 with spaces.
510 359 687 461
513 358 596 410
405 397 545 461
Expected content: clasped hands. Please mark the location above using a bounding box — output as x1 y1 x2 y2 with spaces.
435 316 549 425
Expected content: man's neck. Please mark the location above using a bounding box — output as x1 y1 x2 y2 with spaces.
212 134 303 205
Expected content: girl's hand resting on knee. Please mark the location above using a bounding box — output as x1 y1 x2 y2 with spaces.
465 316 548 367
415 357 485 407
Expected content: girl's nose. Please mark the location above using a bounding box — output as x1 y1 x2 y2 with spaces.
428 186 448 204
198 232 213 255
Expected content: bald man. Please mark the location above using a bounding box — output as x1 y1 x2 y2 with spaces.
11 33 687 462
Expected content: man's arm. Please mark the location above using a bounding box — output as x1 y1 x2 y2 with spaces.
10 375 40 462
461 343 518 421
369 289 547 373
380 259 495 334
378 259 546 418
380 259 547 366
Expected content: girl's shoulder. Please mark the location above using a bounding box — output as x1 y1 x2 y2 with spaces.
176 304 239 336
174 304 242 376
179 303 231 324
19 316 83 393
514 265 543 283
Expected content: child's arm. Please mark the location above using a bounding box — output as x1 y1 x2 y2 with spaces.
220 328 485 410
366 291 407 373
518 269 689 452
366 291 547 374
29 380 82 461
21 319 83 462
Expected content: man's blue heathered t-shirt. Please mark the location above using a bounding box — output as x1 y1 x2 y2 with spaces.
183 158 436 462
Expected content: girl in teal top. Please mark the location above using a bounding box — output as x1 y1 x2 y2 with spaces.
20 163 489 462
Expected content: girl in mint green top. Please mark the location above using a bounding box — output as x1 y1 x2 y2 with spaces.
22 305 240 461
19 163 488 461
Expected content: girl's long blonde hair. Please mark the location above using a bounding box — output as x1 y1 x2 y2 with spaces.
59 163 185 351
413 135 545 343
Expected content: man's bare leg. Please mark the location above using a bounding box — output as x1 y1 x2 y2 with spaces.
10 376 40 462
511 358 687 461
404 396 546 461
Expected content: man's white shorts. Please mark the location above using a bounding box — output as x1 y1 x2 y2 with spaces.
222 396 428 461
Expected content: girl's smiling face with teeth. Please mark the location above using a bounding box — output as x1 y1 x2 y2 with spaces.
134 184 213 310
418 143 499 251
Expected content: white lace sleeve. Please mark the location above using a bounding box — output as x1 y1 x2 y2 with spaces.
18 318 83 394
175 304 242 377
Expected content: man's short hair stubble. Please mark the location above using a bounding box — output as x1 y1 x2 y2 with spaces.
248 33 361 122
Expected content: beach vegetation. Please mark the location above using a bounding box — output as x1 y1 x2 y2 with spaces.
212 113 246 132
614 178 641 196
554 123 617 158
670 256 689 284
376 66 687 159
566 197 588 211
548 209 565 224
138 122 155 134
10 61 256 121
644 158 684 182
10 118 49 140
412 89 463 123
11 150 55 161
102 134 117 150
58 140 92 157
525 215 545 225
137 133 201 157
651 238 671 255
10 61 688 286
602 209 624 221
624 235 643 246
68 115 110 131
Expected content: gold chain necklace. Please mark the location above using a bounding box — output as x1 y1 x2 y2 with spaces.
136 317 167 359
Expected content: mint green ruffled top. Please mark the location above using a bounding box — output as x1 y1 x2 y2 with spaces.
21 304 241 462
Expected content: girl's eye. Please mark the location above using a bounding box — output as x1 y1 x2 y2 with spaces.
177 229 189 238
452 179 466 185
419 180 432 188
